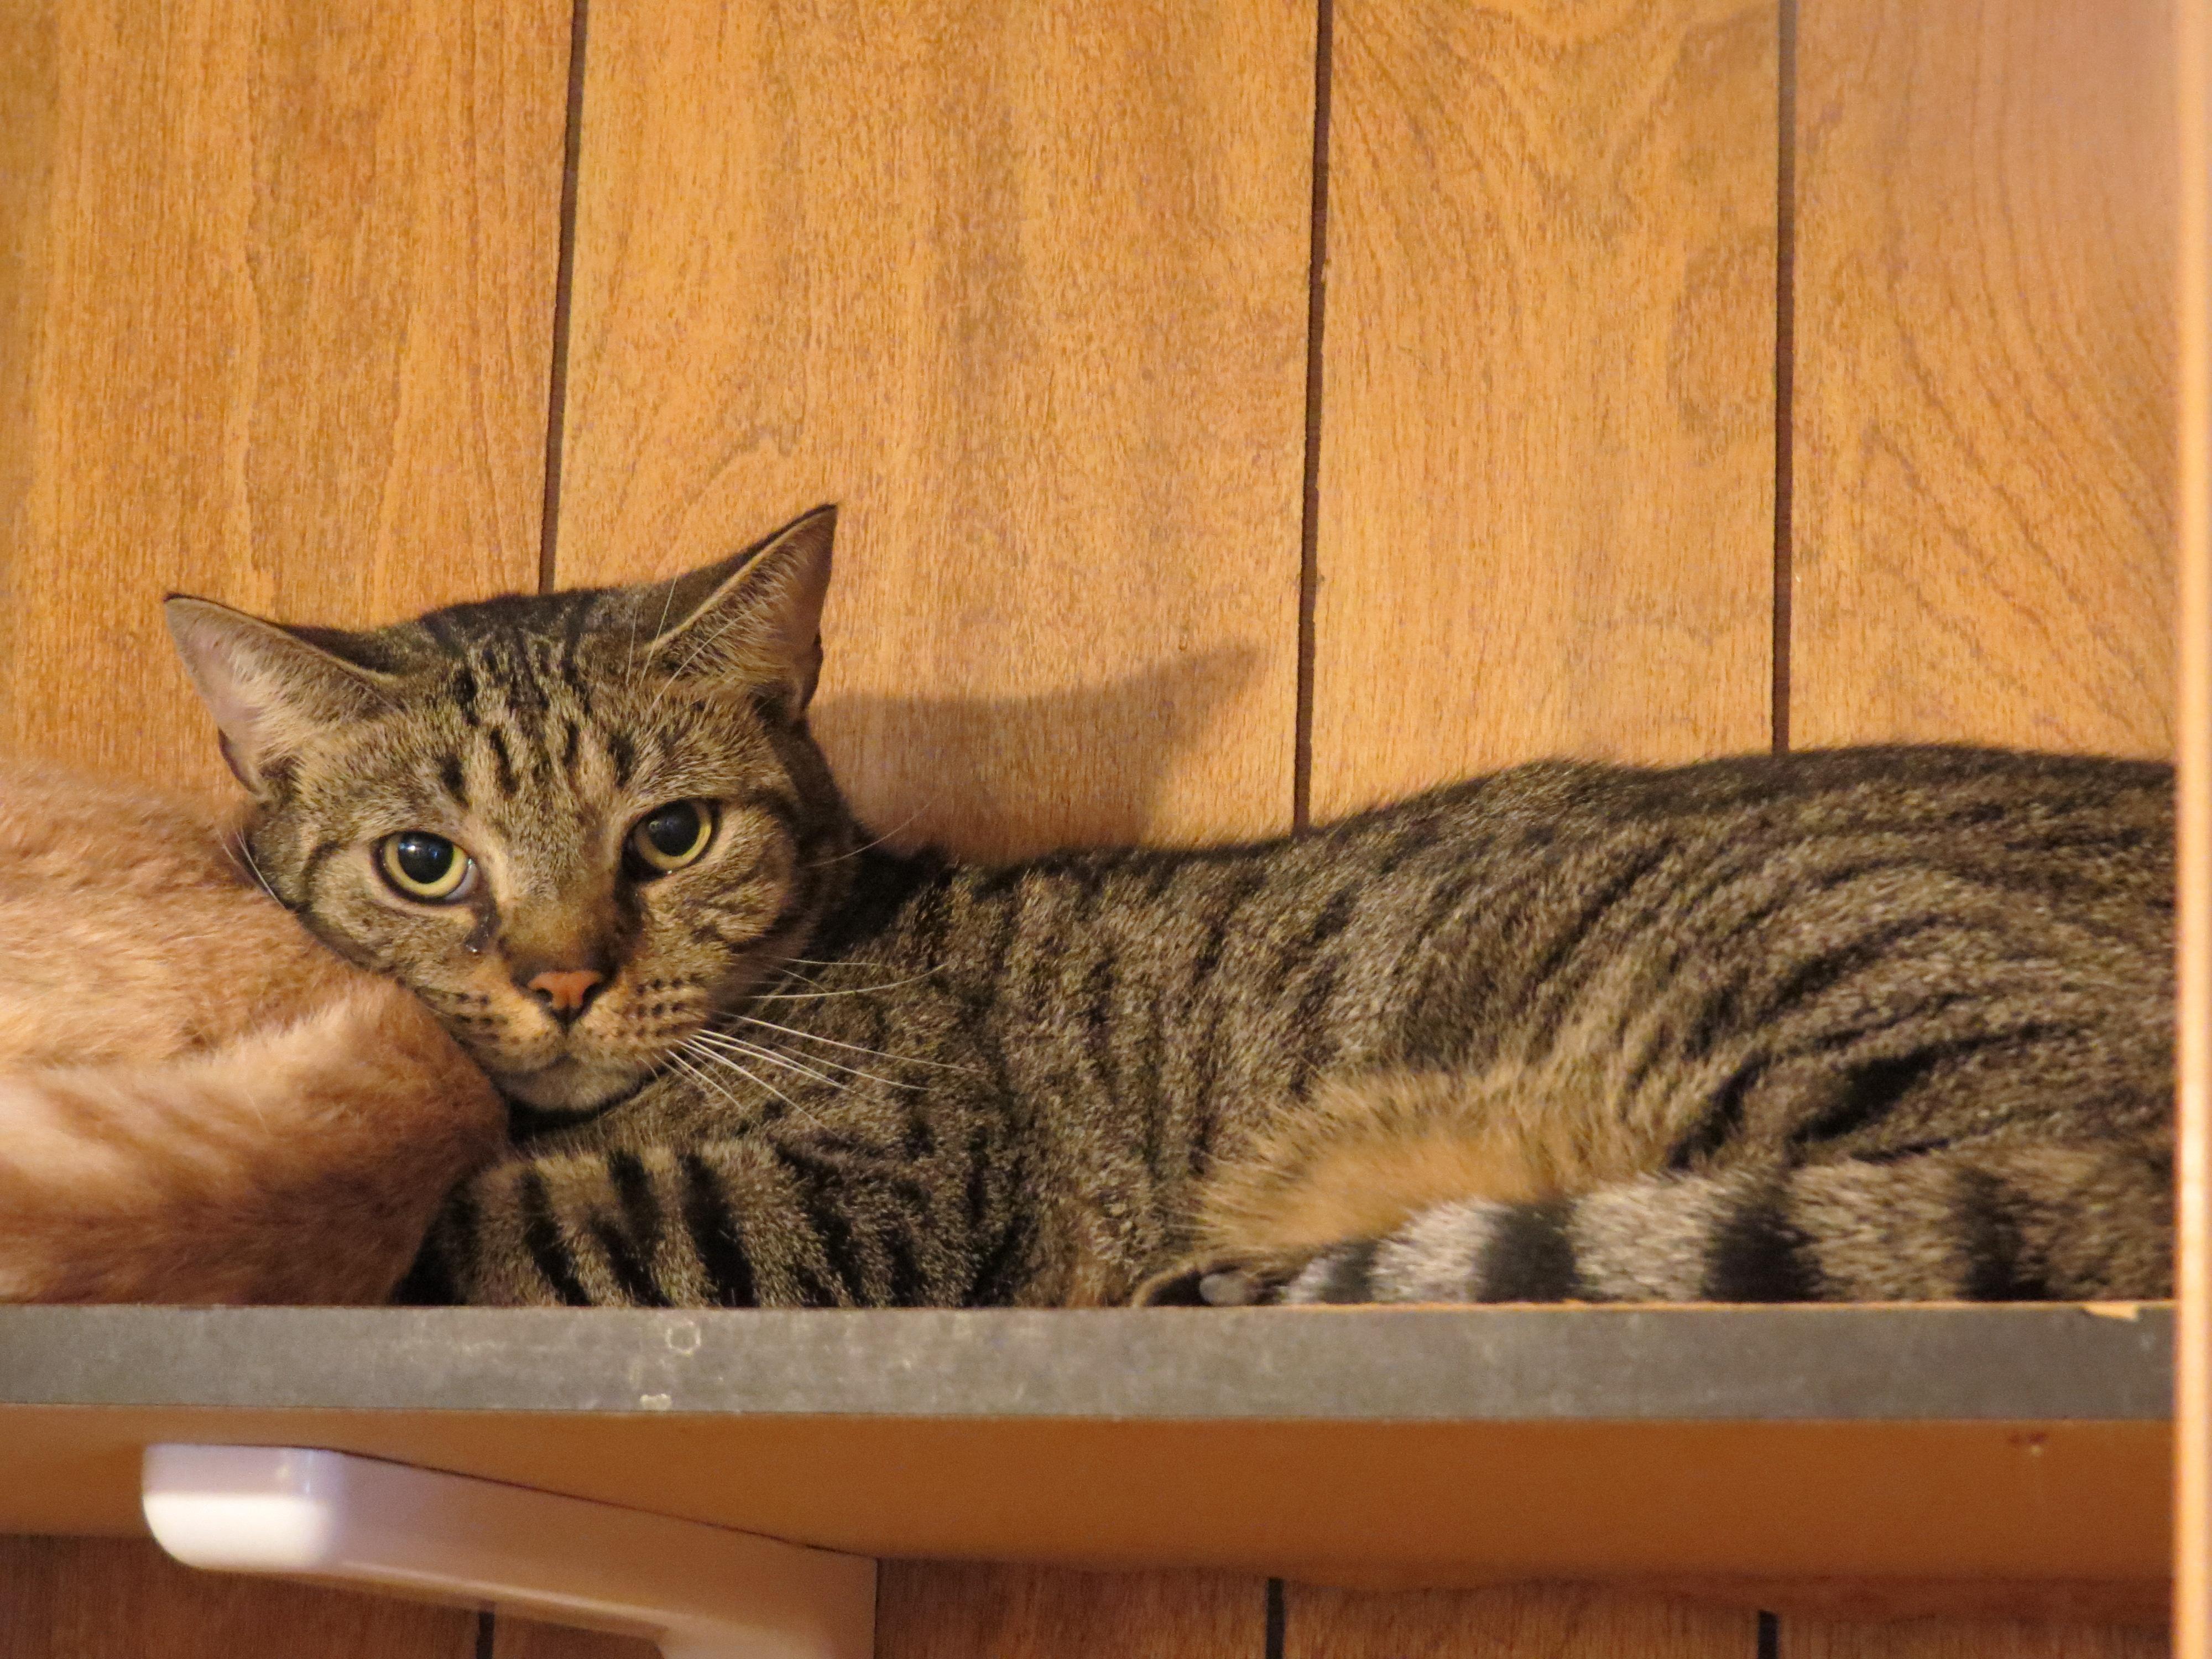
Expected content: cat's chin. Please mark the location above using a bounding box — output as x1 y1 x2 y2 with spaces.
495 1057 649 1115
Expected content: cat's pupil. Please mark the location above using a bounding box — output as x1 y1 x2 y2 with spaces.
393 833 455 885
644 804 702 858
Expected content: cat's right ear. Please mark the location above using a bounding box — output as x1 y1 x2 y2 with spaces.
640 505 837 716
164 597 394 796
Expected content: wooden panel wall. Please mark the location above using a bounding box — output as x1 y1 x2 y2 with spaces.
1780 1624 2169 1659
0 2 2183 1659
2178 0 2212 1645
0 0 568 1652
1296 1 1776 1651
551 0 1313 861
1287 1587 1756 1659
1312 0 1776 812
0 1539 476 1659
0 0 568 801
1792 0 2176 757
492 1616 655 1659
875 1564 1262 1659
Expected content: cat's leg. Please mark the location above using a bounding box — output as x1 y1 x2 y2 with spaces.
1133 1064 1665 1305
1140 1138 2173 1305
406 1130 994 1308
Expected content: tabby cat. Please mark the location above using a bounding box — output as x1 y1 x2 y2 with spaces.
0 759 502 1302
164 508 2176 1307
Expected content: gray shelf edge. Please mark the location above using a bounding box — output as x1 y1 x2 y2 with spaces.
0 1303 2173 1423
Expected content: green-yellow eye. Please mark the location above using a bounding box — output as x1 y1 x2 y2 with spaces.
378 831 474 901
630 800 716 874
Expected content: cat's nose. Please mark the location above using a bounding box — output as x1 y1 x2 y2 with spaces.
522 967 606 1024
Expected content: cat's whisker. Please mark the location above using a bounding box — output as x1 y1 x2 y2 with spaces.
691 1027 874 1091
669 1044 768 1116
753 954 939 985
710 1044 848 1095
623 576 677 700
728 1011 975 1075
742 969 945 1003
695 1026 922 1094
625 568 691 704
676 1039 838 1131
226 833 284 907
666 1046 744 1110
804 799 940 868
755 957 947 995
768 956 912 971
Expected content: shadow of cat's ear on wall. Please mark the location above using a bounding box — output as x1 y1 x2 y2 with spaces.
811 644 1269 862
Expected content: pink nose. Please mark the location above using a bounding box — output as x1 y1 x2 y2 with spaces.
526 968 605 1016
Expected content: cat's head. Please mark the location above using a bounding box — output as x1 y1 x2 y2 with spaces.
165 507 854 1120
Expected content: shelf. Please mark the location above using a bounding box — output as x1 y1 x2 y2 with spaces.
0 1304 2173 1591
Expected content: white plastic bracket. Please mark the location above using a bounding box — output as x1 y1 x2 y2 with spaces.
142 1444 875 1659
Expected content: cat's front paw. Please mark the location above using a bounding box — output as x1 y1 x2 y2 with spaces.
1129 1251 1311 1307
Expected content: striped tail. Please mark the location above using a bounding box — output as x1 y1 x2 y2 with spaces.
1180 1142 2173 1305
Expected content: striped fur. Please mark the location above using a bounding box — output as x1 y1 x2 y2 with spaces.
169 510 2177 1307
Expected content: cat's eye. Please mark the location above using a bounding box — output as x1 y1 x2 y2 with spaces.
629 800 717 875
378 831 476 902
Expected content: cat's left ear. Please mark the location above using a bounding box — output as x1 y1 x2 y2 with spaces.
164 596 396 796
643 505 836 715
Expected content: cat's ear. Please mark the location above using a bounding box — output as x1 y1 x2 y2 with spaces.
164 597 394 795
642 505 836 714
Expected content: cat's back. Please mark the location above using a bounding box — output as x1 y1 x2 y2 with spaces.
902 743 2171 1116
1329 744 2173 1010
1352 744 2170 849
1316 744 2172 930
918 744 2172 999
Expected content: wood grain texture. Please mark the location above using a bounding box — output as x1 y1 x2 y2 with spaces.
1284 1584 1757 1659
550 0 1314 859
875 1562 1265 1659
1791 0 2177 754
2174 0 2209 1648
0 1536 477 1659
491 1616 657 1659
1640 1580 2167 1629
1778 1619 2169 1659
0 1403 2174 1582
1308 0 1777 814
0 0 569 797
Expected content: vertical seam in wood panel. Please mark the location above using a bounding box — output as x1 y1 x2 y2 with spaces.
1264 1576 1285 1659
1770 0 1797 755
1756 1609 1778 1659
1292 0 1335 833
493 35 591 1659
536 0 592 596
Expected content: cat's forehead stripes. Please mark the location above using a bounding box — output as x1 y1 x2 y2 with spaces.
415 594 606 709
439 754 469 810
387 590 652 813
